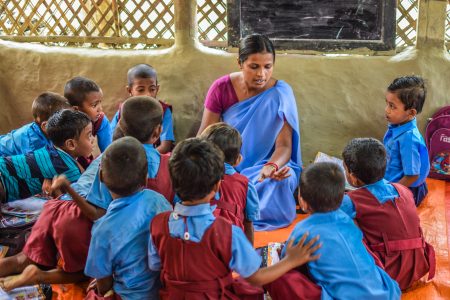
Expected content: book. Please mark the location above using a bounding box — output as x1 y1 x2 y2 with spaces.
0 285 46 300
313 152 356 191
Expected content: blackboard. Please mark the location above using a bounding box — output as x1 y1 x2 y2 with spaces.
228 0 396 51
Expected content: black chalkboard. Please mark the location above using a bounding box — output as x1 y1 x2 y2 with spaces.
228 0 396 51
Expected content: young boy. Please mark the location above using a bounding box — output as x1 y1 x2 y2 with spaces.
86 96 175 215
148 138 320 299
85 136 172 299
341 138 435 290
384 75 430 206
110 64 175 154
200 122 259 244
0 92 70 156
267 162 401 300
0 109 93 202
64 76 112 167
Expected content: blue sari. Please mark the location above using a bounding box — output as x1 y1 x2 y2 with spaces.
223 80 302 230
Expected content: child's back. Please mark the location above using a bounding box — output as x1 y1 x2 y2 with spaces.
342 138 434 290
0 92 70 157
288 209 400 299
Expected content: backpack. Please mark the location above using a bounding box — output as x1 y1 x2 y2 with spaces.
425 106 450 181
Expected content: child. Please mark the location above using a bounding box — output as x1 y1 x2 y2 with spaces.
267 162 401 300
110 64 175 154
148 138 320 299
200 122 259 244
0 109 93 202
384 75 430 206
64 76 112 167
85 136 172 299
86 96 175 214
341 138 435 290
0 92 70 156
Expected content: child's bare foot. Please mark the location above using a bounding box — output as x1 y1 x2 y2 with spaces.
0 264 41 291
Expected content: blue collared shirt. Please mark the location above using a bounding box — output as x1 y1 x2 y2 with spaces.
110 108 174 142
283 210 401 300
148 203 261 278
383 118 430 187
86 144 161 209
96 116 112 153
0 122 50 157
85 189 171 300
60 156 102 200
214 163 260 221
340 179 399 218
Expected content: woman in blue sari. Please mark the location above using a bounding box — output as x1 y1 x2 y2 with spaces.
197 34 302 231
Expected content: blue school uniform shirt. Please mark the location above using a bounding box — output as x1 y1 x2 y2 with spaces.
148 203 261 278
383 118 430 187
340 179 399 218
0 145 81 201
0 122 50 157
110 108 174 142
96 116 112 153
283 209 401 300
60 156 102 200
86 144 161 210
214 163 260 221
85 189 171 300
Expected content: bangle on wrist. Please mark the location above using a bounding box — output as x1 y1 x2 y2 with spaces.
264 162 279 172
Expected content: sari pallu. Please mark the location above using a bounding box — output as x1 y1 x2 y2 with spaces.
223 81 302 231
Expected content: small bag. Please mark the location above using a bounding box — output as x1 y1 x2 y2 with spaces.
425 105 450 181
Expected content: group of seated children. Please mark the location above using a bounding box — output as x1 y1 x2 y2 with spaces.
0 74 435 299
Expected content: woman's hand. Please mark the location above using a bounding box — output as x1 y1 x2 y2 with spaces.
258 165 291 182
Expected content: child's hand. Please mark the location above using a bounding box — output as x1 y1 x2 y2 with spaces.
41 179 53 197
258 165 291 182
49 175 70 197
284 232 321 268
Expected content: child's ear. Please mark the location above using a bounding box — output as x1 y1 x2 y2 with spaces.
126 86 132 96
63 138 77 152
407 108 417 118
39 121 48 134
233 154 243 167
213 180 221 193
237 57 242 69
347 172 365 187
152 124 162 140
299 196 310 213
155 85 160 95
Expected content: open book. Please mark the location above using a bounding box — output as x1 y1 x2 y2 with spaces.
313 152 356 191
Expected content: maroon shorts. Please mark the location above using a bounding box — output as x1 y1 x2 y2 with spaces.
23 199 92 272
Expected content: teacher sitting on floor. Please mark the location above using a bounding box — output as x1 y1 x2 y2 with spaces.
197 33 302 231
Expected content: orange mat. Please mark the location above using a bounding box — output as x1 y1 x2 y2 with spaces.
52 179 450 299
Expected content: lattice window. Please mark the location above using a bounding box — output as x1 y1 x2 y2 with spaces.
396 0 418 48
446 3 450 52
197 0 227 48
0 0 175 49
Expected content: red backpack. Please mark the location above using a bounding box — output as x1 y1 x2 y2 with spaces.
425 106 450 181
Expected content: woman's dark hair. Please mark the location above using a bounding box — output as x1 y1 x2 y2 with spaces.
169 138 224 201
238 34 275 64
342 138 386 185
300 162 345 213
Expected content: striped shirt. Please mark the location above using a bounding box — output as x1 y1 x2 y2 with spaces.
0 145 81 202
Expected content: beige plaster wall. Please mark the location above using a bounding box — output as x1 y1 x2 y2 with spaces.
0 1 449 164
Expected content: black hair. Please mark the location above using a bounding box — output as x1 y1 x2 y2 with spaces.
64 76 101 107
127 64 158 86
46 109 91 147
120 96 163 143
200 122 242 165
239 33 276 64
387 75 426 113
101 136 147 196
31 92 71 122
169 138 224 201
342 138 386 185
300 162 345 212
